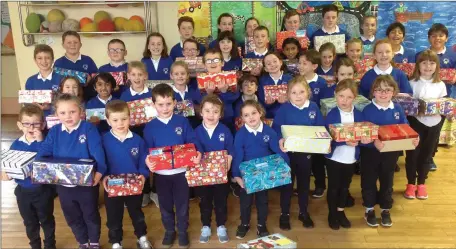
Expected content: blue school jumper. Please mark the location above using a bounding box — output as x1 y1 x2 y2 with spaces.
316 65 334 76
141 56 173 80
359 67 412 99
244 50 268 59
173 85 203 128
169 42 206 61
222 57 242 71
360 36 376 45
233 95 261 120
195 123 234 155
86 95 116 134
36 120 106 244
309 27 351 50
202 88 240 133
308 75 328 105
258 72 293 118
25 71 63 116
393 46 416 63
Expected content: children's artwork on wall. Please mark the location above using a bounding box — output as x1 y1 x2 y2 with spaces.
253 2 277 35
1 2 14 55
177 1 211 37
210 1 253 43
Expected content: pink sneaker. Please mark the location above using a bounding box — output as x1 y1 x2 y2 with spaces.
416 184 428 200
403 184 416 199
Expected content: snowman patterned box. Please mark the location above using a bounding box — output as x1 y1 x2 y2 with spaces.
282 125 331 154
18 90 54 104
54 67 88 84
127 98 157 126
240 154 291 194
1 150 36 180
237 233 297 249
264 84 288 102
106 173 143 197
329 122 379 142
31 157 95 186
185 150 228 187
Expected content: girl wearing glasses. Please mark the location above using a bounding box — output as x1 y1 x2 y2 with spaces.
141 32 173 81
359 39 412 99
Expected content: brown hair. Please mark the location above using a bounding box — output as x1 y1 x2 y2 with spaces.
240 99 266 121
245 17 260 30
54 93 83 111
411 49 441 83
217 13 234 35
287 75 312 99
363 15 377 25
335 79 358 97
105 99 130 119
319 42 336 56
346 38 363 48
334 57 356 76
170 60 189 75
238 74 259 90
263 52 287 73
370 75 399 99
143 32 169 58
216 31 240 59
34 44 54 60
322 4 339 17
253 25 270 37
280 10 300 31
178 16 195 29
300 49 320 65
127 61 147 74
200 94 224 118
108 39 126 49
373 39 395 66
62 31 80 43
183 38 199 51
428 23 448 38
59 76 84 100
202 48 223 63
19 104 44 122
151 83 175 102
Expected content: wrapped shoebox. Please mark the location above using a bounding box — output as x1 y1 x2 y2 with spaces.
314 34 346 53
175 57 206 77
319 75 336 85
1 150 36 180
235 117 273 131
392 93 420 116
197 71 237 94
145 80 174 89
86 108 106 121
31 157 95 186
276 30 309 50
127 98 157 126
18 90 53 104
239 154 291 194
439 116 456 145
329 122 379 142
440 68 456 83
419 98 455 116
53 67 88 84
46 115 61 129
242 58 263 72
148 143 197 170
354 58 375 81
283 59 299 75
174 100 195 117
185 150 228 187
244 36 255 54
395 63 415 77
106 173 143 197
92 72 128 86
237 233 297 249
378 124 419 152
281 125 331 154
264 84 288 102
320 95 371 116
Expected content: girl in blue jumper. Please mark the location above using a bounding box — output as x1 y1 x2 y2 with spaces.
359 39 412 99
232 100 289 239
37 94 107 249
281 38 301 76
194 95 234 244
324 79 371 230
274 76 325 229
317 42 336 81
360 75 419 228
141 32 173 81
258 52 293 119
216 31 242 72
320 57 356 100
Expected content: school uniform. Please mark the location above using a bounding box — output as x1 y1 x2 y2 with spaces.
359 65 412 99
143 114 202 234
102 130 149 244
25 71 62 117
393 45 416 64
120 87 153 138
258 72 293 118
307 74 327 107
141 56 173 80
204 89 239 134
309 26 351 50
98 62 129 98
245 48 269 59
169 41 206 61
325 107 363 215
194 122 234 227
273 101 324 214
222 56 242 71
316 65 334 77
11 136 56 249
173 85 203 129
37 120 106 245
86 95 116 135
405 78 447 185
209 39 239 50
360 35 376 45
233 95 260 121
361 100 408 210
232 122 289 226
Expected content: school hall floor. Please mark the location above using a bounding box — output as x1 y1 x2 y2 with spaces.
2 115 456 249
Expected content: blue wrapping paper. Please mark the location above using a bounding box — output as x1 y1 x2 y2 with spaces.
32 157 95 186
239 154 291 194
53 67 89 84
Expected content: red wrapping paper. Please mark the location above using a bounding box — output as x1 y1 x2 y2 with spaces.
148 144 197 170
395 63 416 77
264 84 288 102
378 124 419 141
185 150 228 187
440 68 456 84
172 144 198 168
329 122 379 142
106 173 143 197
235 117 273 131
196 71 237 94
276 30 309 50
354 58 375 81
319 75 336 85
148 146 173 170
127 98 157 126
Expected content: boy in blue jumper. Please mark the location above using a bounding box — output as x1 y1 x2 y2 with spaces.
170 16 206 61
298 49 327 107
245 26 271 59
309 4 350 49
101 100 152 249
141 32 173 81
386 22 415 64
37 94 106 249
25 44 62 117
98 39 129 98
144 84 202 248
2 105 56 249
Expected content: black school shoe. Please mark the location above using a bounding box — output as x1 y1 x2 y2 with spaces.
381 210 393 227
429 158 437 171
364 210 378 227
311 188 325 198
337 211 351 228
298 212 314 228
230 183 240 198
328 213 340 230
162 231 176 248
279 213 291 230
178 232 189 248
236 224 250 239
257 224 270 238
345 193 355 208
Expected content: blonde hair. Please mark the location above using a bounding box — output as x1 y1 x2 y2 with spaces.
127 61 147 74
370 75 399 99
411 49 441 83
346 38 363 48
105 99 130 119
287 75 312 99
170 61 189 75
54 93 84 112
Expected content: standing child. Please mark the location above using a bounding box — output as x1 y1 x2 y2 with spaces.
102 100 152 249
141 33 173 80
360 16 377 45
386 22 415 64
317 42 336 77
404 50 447 200
144 84 202 248
2 105 56 249
195 95 234 244
273 76 325 229
321 57 356 99
359 39 412 99
298 49 327 107
170 16 206 60
37 94 106 249
234 74 260 120
245 26 271 59
209 13 235 49
86 73 117 134
98 39 129 98
281 10 301 31
216 31 242 71
361 75 419 227
324 79 371 230
232 100 290 238
25 44 62 117
258 52 293 118
240 17 260 56
309 4 350 48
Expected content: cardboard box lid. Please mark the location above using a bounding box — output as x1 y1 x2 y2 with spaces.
281 125 331 140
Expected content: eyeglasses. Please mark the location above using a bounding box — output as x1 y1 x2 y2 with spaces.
205 58 221 64
374 89 394 94
183 48 198 53
108 48 125 53
21 122 42 128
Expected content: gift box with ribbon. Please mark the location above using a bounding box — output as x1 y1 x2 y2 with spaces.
378 124 419 152
18 90 53 104
106 173 143 197
329 122 379 142
276 30 309 50
185 150 228 187
127 98 157 126
148 144 197 170
54 67 89 84
197 71 237 94
31 157 95 186
264 84 288 102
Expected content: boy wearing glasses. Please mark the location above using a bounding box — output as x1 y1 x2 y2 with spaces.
1 104 56 249
99 39 129 97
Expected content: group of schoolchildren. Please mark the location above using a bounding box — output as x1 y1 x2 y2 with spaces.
3 3 455 249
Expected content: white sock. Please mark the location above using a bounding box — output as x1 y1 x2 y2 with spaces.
365 207 374 213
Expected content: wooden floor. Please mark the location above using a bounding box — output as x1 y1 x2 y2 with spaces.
2 115 456 248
